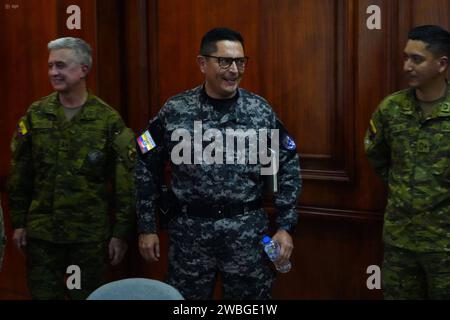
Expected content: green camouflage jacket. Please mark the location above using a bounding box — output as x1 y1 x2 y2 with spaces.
365 85 450 252
8 92 136 243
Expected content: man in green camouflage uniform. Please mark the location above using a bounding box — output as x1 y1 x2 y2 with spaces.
7 37 135 299
136 28 301 299
365 25 450 299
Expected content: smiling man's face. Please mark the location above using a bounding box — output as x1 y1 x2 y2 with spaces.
403 39 446 90
48 48 88 93
198 40 245 99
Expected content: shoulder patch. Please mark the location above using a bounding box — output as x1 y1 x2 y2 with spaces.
137 130 157 154
137 116 164 155
17 119 29 137
276 119 297 152
281 133 296 151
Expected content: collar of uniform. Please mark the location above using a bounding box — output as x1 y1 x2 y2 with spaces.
203 87 253 125
436 81 450 116
197 85 210 120
41 92 60 116
410 81 450 118
197 85 207 104
78 92 99 120
400 89 416 115
198 84 240 124
47 91 98 120
198 84 241 103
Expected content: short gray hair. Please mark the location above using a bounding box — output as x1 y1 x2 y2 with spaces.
48 37 92 70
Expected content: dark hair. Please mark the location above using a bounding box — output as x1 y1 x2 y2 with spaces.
408 25 450 58
200 28 244 55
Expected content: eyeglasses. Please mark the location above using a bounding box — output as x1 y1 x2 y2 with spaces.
202 55 249 70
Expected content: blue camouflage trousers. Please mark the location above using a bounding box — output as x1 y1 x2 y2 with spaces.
383 244 450 299
167 209 276 299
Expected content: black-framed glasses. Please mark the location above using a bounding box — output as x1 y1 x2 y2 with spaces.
202 55 249 70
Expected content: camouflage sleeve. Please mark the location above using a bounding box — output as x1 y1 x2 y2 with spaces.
364 105 390 183
273 118 302 231
135 116 166 234
110 116 136 239
7 115 34 229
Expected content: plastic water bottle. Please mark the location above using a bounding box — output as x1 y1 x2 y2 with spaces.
261 235 291 273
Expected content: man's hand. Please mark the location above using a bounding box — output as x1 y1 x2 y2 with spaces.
139 233 160 262
13 228 27 254
272 229 294 264
108 237 128 266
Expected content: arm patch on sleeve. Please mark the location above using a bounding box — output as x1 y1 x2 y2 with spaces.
277 120 297 152
137 130 156 154
137 117 164 155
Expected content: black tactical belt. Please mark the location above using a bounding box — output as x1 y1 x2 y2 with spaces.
181 200 262 219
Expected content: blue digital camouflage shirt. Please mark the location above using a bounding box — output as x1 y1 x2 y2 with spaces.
136 85 302 233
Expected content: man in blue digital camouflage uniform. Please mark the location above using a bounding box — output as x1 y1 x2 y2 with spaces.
136 28 302 299
365 25 450 299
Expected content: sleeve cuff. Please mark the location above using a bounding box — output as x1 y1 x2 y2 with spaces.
11 213 27 229
112 224 133 240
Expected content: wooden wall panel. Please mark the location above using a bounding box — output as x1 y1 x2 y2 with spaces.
355 0 394 212
411 0 450 27
272 215 383 299
265 0 336 157
263 0 355 183
0 0 58 299
0 0 57 184
154 0 264 113
121 0 150 131
96 0 123 116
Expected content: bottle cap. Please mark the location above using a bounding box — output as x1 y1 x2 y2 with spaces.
262 235 271 244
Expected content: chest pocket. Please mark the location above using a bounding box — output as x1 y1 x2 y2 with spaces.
31 118 56 168
419 118 450 160
74 127 109 181
389 123 410 160
430 120 450 182
442 122 450 132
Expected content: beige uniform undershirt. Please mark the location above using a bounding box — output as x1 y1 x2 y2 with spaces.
62 105 83 121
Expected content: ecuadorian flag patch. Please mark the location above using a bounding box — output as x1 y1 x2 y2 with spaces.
137 130 157 154
17 120 28 137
